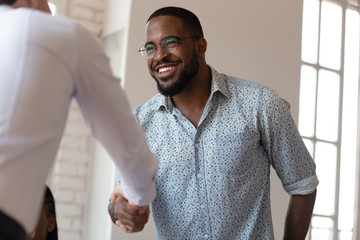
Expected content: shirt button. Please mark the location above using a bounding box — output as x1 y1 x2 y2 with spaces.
200 204 205 209
204 234 209 239
197 173 202 178
194 143 199 148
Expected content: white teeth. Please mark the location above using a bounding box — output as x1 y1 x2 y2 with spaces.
159 66 175 73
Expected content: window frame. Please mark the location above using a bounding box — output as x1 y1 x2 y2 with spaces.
300 0 360 239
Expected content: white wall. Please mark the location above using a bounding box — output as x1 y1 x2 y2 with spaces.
104 0 303 239
124 0 303 117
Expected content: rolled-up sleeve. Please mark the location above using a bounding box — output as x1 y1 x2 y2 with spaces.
259 87 319 195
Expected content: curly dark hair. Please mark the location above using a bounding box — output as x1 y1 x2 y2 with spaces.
0 0 17 4
44 186 58 240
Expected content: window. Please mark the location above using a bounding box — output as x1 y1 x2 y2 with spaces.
299 0 360 239
48 1 56 15
48 0 68 16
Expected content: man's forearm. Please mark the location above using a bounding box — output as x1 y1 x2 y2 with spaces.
283 189 317 240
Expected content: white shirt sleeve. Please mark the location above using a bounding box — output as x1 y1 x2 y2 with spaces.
0 8 157 233
73 25 158 206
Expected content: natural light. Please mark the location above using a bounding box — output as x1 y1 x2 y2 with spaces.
48 2 56 15
300 0 359 239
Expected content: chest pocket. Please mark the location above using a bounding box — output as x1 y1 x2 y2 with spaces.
212 125 261 176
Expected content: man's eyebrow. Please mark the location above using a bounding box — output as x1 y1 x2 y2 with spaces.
144 36 178 46
144 41 155 46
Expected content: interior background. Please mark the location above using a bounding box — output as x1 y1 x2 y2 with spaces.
48 0 307 239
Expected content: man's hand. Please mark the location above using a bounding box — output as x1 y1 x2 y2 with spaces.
108 184 150 233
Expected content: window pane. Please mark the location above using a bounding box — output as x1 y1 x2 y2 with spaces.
306 229 310 240
299 65 317 137
311 216 334 240
316 70 340 141
319 1 342 70
303 138 314 158
338 231 353 240
48 2 57 15
343 9 359 86
301 0 320 64
313 142 337 215
338 8 359 232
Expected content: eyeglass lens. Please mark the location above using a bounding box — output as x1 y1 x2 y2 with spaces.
142 36 179 59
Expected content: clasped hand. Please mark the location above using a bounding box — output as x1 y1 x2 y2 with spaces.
110 184 150 233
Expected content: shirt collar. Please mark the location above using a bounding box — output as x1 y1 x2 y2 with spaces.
159 95 173 112
156 65 230 113
210 66 230 99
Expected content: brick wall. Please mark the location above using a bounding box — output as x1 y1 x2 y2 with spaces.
48 0 108 239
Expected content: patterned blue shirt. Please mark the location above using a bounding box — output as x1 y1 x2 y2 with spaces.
116 67 318 240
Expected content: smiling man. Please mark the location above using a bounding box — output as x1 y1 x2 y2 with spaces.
109 6 319 240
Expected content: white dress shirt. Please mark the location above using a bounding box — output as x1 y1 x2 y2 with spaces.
0 6 158 233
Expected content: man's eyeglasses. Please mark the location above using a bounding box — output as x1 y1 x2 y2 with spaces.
138 36 199 60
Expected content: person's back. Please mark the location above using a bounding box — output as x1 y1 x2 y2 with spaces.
0 2 158 239
0 6 77 234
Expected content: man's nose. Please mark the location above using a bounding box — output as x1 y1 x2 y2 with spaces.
153 47 168 61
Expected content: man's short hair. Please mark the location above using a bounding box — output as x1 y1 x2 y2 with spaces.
147 6 204 38
0 0 17 4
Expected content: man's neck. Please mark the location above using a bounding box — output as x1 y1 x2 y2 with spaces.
171 65 212 128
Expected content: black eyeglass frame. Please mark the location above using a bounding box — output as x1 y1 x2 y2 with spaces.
138 35 200 60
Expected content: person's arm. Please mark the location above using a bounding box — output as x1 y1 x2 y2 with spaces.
257 89 318 239
74 25 158 207
283 189 316 240
108 184 150 233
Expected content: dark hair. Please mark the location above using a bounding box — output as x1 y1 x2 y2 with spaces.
0 0 17 4
147 7 204 38
44 186 58 240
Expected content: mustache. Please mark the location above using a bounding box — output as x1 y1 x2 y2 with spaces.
152 59 181 71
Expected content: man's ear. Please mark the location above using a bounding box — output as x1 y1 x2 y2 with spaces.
47 215 56 233
197 38 207 56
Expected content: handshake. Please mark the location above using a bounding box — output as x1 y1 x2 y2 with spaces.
108 184 151 233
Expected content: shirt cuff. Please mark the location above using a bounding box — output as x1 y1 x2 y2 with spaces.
121 180 157 206
284 175 319 195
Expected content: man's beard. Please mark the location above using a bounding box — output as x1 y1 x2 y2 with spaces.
151 51 199 97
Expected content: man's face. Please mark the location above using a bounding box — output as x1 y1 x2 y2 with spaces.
145 16 200 97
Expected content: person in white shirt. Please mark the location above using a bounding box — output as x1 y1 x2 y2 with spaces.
0 0 158 239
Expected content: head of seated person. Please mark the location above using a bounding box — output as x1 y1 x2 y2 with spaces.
30 185 58 240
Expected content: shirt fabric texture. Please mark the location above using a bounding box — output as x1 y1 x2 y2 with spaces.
116 66 318 240
0 6 158 233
